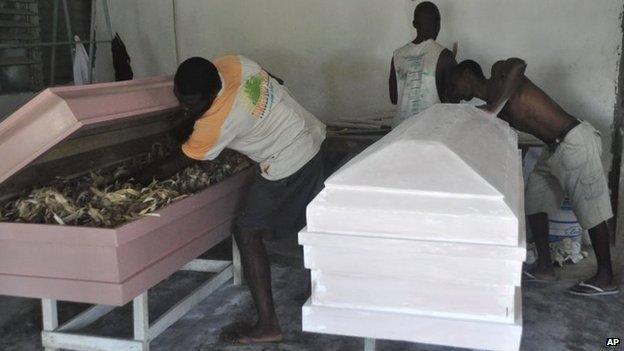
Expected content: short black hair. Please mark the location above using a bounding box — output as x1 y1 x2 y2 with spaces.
414 1 440 24
174 57 222 97
455 60 485 79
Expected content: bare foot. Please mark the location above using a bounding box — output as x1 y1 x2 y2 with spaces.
219 322 252 342
569 274 619 296
524 264 556 282
581 273 616 290
220 321 283 344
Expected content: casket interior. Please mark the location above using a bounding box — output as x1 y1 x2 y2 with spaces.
0 111 183 204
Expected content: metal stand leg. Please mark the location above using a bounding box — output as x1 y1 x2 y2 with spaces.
42 299 59 351
232 237 244 285
364 338 376 351
133 293 150 351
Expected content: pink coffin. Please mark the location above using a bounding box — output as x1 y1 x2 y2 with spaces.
0 77 253 306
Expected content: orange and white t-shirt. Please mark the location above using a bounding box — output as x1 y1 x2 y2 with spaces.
182 55 326 181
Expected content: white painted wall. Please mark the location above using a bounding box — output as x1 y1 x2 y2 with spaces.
93 0 177 82
94 0 622 163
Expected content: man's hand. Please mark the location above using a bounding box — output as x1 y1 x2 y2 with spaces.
484 58 527 114
133 148 194 185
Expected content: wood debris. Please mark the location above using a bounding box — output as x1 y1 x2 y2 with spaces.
0 149 251 228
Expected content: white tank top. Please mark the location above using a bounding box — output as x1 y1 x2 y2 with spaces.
393 39 445 128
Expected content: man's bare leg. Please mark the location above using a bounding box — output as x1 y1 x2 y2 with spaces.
569 221 619 295
222 228 282 344
584 221 615 288
527 212 556 281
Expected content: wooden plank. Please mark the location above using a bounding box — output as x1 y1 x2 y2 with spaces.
133 293 149 343
149 265 233 340
0 32 37 40
57 305 116 332
232 238 243 285
0 20 36 28
0 56 36 66
181 259 230 273
41 299 59 351
42 332 145 351
36 263 233 351
0 8 36 15
41 299 58 330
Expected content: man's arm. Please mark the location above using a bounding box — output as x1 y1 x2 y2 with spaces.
436 49 458 103
389 58 398 105
171 117 196 143
483 58 527 114
134 147 194 184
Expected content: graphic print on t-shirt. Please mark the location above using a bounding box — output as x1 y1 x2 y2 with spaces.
401 54 428 118
241 70 276 120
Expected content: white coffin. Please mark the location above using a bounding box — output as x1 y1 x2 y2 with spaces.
300 105 526 351
307 104 524 246
300 231 523 323
302 297 523 351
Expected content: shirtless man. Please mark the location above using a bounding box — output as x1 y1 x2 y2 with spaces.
447 59 617 296
389 1 456 128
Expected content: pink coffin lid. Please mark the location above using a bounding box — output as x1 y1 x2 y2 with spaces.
0 75 179 184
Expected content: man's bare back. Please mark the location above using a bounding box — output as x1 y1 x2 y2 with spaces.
447 58 579 144
500 76 579 144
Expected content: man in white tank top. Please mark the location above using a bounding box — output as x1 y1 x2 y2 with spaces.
389 1 456 128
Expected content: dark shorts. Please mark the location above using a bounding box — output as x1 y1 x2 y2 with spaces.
236 143 326 236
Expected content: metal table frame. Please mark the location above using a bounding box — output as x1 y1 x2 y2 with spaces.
40 239 242 351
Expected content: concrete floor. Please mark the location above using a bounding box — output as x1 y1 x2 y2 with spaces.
0 236 622 351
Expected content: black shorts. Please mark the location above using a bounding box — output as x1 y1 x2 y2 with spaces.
236 143 326 236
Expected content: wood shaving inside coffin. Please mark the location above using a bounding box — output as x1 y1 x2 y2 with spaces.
0 147 251 228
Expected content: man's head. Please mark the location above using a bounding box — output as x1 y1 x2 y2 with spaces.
174 57 222 119
413 1 441 39
447 60 485 103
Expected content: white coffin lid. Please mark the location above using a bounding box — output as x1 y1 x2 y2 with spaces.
307 104 524 246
